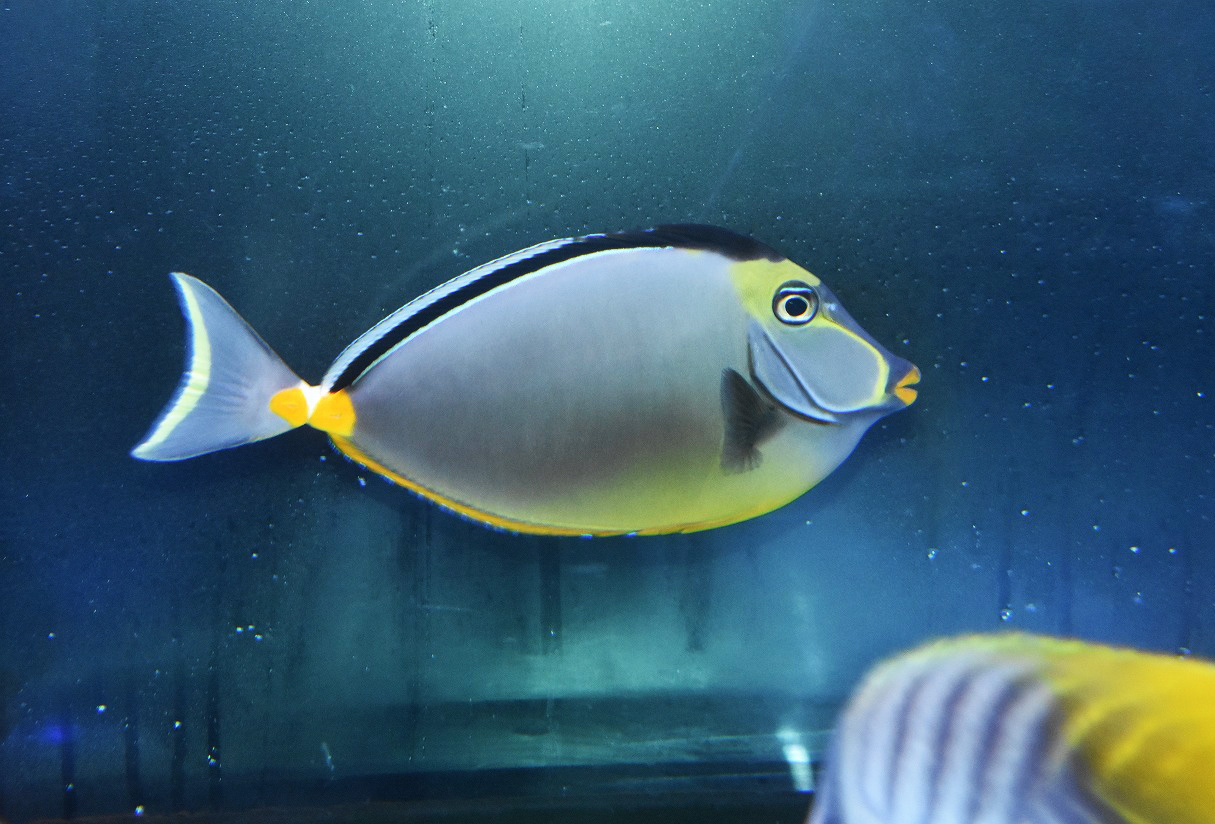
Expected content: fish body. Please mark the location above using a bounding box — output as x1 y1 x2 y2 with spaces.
810 633 1215 824
132 225 917 535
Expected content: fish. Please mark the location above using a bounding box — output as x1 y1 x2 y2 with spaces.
808 632 1215 824
131 224 918 536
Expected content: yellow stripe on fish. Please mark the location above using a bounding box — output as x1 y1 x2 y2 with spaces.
809 633 1215 824
1040 638 1215 823
131 225 918 535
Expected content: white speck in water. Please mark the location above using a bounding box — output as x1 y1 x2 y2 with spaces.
999 608 1013 622
96 705 106 714
358 476 367 488
927 548 938 560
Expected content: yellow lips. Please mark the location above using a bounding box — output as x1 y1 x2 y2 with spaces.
894 366 921 406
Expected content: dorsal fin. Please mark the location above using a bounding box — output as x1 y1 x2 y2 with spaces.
323 226 784 392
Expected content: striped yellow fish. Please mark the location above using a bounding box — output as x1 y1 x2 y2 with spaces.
809 633 1215 824
131 225 918 536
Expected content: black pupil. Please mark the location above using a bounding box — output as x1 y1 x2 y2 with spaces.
783 295 809 317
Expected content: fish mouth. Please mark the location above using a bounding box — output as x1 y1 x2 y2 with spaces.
890 364 921 407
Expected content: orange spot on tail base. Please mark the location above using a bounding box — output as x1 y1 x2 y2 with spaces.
310 390 356 437
894 366 921 406
270 387 309 428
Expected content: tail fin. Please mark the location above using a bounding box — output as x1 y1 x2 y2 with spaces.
131 272 305 461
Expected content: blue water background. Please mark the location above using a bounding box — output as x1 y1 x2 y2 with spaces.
1 0 1212 819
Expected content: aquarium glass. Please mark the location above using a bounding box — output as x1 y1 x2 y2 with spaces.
2 0 1212 821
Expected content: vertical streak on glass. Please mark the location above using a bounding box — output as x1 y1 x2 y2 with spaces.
997 471 1015 624
422 0 438 233
539 539 562 655
60 700 76 819
1056 399 1079 636
680 535 710 653
997 538 1014 623
519 22 533 221
404 504 433 761
1180 534 1196 653
1056 537 1074 636
123 675 143 812
205 642 222 808
0 726 5 817
170 600 186 811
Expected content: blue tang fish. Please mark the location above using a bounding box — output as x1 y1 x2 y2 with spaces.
132 225 919 535
810 633 1215 824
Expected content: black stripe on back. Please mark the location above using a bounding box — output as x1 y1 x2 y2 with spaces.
330 224 783 391
922 665 979 821
963 675 1031 823
883 664 934 813
1002 686 1058 822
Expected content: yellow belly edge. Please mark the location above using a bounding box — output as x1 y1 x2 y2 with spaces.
328 435 776 537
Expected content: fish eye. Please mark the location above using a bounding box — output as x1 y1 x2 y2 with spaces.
772 282 819 325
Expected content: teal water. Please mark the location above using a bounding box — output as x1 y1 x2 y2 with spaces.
1 0 1212 820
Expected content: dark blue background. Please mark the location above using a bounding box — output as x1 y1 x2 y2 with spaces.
2 0 1212 819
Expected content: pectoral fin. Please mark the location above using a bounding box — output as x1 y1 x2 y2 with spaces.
720 368 784 474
